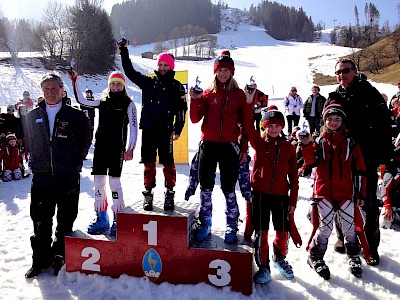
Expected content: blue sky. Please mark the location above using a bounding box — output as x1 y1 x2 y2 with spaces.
0 0 398 28
229 0 398 28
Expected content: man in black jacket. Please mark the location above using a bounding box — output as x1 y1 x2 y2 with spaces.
25 73 91 278
303 85 326 134
325 59 393 266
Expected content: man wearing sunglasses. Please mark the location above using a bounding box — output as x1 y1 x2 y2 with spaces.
322 58 394 267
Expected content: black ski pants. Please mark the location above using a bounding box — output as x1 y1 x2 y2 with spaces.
29 172 80 267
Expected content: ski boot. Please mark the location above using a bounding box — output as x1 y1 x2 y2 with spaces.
224 218 238 244
367 252 380 266
25 265 42 278
253 266 271 284
87 211 110 235
164 190 175 211
53 255 65 276
273 259 294 280
307 255 330 280
110 213 117 237
195 218 212 242
349 256 362 278
143 190 153 211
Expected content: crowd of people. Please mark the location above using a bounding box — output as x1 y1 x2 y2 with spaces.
1 47 399 287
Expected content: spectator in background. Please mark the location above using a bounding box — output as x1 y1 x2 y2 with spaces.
62 91 72 106
15 91 34 111
17 105 29 165
391 97 400 118
288 126 300 144
0 108 6 147
247 86 268 132
381 93 389 108
37 96 44 105
390 80 400 108
3 104 19 136
303 85 326 134
0 133 23 182
284 86 303 134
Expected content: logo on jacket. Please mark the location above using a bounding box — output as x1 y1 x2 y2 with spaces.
142 248 162 281
212 98 218 104
56 121 69 138
35 118 43 123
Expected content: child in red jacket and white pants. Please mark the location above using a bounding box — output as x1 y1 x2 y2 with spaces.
0 133 23 181
299 103 367 280
247 107 299 284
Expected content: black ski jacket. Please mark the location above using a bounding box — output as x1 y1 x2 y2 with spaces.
26 99 91 173
120 47 187 135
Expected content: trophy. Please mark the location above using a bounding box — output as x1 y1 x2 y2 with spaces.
85 89 94 101
64 58 76 74
298 121 309 137
117 26 128 46
193 76 203 94
246 76 256 93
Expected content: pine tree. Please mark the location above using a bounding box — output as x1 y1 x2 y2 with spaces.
69 0 115 74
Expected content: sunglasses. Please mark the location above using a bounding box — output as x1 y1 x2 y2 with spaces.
335 68 354 75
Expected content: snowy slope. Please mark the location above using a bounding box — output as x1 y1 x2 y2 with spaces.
0 9 399 300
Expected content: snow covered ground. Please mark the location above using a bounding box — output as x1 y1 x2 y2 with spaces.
1 10 400 300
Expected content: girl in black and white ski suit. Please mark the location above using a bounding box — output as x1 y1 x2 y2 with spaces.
69 70 138 236
300 103 367 279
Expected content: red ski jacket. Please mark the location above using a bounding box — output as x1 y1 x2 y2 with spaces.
302 131 367 202
0 144 23 171
249 135 299 207
190 83 254 145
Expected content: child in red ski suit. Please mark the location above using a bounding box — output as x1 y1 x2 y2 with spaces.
246 106 299 284
299 103 367 280
0 133 23 181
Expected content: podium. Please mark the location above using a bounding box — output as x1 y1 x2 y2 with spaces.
65 200 253 295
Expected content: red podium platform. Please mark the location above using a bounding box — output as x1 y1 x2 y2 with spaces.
65 200 254 295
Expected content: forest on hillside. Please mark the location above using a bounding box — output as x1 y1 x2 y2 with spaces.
1 0 395 75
